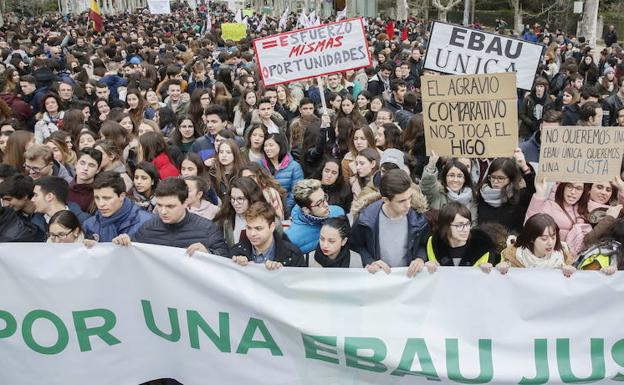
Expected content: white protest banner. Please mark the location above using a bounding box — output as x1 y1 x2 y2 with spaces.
147 0 171 14
538 126 624 183
253 18 372 86
424 21 545 90
3 243 624 385
422 72 518 157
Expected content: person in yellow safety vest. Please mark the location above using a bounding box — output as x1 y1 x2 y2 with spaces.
575 218 624 275
497 213 578 277
425 201 499 273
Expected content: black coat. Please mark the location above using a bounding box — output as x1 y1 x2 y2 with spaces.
228 232 306 267
428 229 499 266
0 208 46 242
477 169 536 235
314 244 351 268
132 212 229 256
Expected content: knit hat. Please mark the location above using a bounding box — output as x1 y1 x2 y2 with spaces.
604 67 615 75
380 148 407 171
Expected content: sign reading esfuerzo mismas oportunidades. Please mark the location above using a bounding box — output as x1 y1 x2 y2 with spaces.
253 18 372 86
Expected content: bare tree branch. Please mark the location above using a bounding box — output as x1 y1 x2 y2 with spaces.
431 0 462 11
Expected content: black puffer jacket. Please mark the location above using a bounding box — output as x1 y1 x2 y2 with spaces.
228 232 306 267
0 208 46 242
132 212 229 256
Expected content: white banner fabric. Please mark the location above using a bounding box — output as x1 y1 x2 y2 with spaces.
253 18 372 86
147 0 171 14
423 21 545 90
1 243 624 385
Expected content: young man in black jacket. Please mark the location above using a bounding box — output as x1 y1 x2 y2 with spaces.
229 201 306 269
112 178 228 257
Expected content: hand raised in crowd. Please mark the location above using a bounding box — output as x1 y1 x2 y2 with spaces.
513 147 530 173
186 242 207 256
426 150 439 170
496 261 510 275
112 234 132 246
204 157 215 168
479 263 493 274
232 255 249 266
561 264 576 278
612 175 624 191
534 177 548 198
366 260 391 274
265 260 283 271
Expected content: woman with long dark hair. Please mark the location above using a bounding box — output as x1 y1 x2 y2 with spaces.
317 157 353 213
425 202 498 271
497 213 577 276
259 132 303 213
213 176 269 246
138 131 180 179
477 149 535 233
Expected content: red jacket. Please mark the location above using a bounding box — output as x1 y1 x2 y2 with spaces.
152 152 180 179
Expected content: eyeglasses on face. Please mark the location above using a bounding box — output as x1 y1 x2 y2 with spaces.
23 163 50 174
230 196 247 204
309 193 329 208
48 230 74 241
488 175 509 182
450 222 470 231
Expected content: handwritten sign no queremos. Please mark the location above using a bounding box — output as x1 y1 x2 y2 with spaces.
538 126 624 183
252 18 372 86
421 72 518 158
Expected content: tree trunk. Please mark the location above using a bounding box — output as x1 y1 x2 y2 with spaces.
510 0 522 34
396 0 408 21
578 0 599 47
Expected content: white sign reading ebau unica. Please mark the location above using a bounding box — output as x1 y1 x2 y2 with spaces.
424 21 545 90
253 18 372 86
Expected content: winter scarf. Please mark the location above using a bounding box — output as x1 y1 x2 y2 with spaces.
516 247 565 268
447 187 473 209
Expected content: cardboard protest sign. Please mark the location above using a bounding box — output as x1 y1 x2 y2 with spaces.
421 72 518 158
221 23 247 41
538 126 624 183
424 21 544 90
253 18 372 86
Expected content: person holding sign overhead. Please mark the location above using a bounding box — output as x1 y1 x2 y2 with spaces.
477 149 535 234
420 151 478 224
525 179 591 254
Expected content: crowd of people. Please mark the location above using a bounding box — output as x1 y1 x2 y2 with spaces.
0 4 623 282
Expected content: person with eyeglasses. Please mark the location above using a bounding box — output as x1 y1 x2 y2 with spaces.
525 179 591 255
213 176 271 246
477 148 535 234
23 144 73 183
421 150 478 225
47 210 87 244
424 202 499 273
286 179 345 254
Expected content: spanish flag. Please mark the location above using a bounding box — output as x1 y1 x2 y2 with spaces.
89 0 103 33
